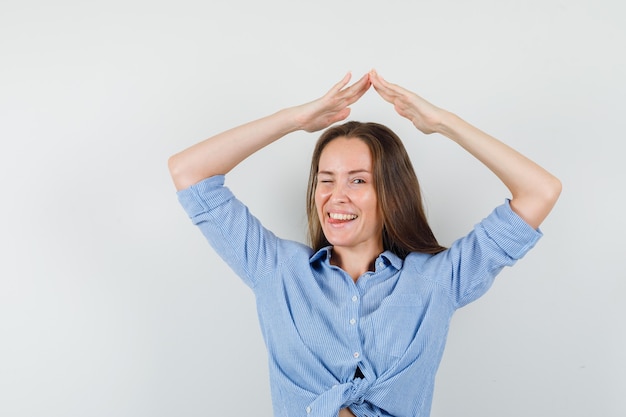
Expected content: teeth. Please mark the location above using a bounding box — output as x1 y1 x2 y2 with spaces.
329 213 358 221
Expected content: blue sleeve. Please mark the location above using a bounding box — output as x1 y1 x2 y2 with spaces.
176 175 282 289
426 200 543 308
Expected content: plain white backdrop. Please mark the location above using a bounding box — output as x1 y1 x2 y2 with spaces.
1 0 624 416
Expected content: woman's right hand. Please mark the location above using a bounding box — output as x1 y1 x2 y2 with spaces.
294 72 371 133
168 72 370 190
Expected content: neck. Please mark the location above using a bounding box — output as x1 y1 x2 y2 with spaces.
330 244 382 282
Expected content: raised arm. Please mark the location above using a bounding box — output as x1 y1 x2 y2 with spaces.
369 70 561 229
168 73 371 191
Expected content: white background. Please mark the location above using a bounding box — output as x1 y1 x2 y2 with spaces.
1 0 624 416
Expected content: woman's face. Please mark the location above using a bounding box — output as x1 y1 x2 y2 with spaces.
315 136 383 255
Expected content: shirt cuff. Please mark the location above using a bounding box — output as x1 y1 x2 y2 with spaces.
176 175 234 218
481 199 543 260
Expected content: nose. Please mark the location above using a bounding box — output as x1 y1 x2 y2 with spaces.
330 181 349 203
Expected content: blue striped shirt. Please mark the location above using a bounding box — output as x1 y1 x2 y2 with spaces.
177 175 542 417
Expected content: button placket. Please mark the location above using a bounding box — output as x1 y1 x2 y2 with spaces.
349 294 360 331
348 288 362 366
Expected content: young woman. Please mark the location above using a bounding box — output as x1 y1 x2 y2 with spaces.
168 70 561 417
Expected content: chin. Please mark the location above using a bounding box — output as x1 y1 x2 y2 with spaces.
325 236 358 249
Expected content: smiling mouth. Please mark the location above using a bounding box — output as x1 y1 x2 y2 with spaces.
328 213 358 221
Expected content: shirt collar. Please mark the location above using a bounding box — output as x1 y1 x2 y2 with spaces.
309 246 404 271
379 250 403 270
309 246 332 264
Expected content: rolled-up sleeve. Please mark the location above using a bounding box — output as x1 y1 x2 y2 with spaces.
480 200 543 260
177 175 235 223
176 175 280 288
427 199 543 308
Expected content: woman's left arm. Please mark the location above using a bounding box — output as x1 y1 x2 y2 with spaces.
370 70 561 229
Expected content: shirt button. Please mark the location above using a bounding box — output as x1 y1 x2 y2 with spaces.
353 352 360 358
352 295 358 302
306 406 311 414
349 318 356 325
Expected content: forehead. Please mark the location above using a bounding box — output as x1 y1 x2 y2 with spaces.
318 137 372 172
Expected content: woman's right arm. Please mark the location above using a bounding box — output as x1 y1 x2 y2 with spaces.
168 73 371 191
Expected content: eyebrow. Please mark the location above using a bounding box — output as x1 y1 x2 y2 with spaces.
317 169 372 176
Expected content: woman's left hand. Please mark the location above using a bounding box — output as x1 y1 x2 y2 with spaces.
369 69 444 135
369 70 561 229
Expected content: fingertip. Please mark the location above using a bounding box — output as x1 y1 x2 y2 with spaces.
332 72 352 91
339 71 351 86
369 69 384 85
